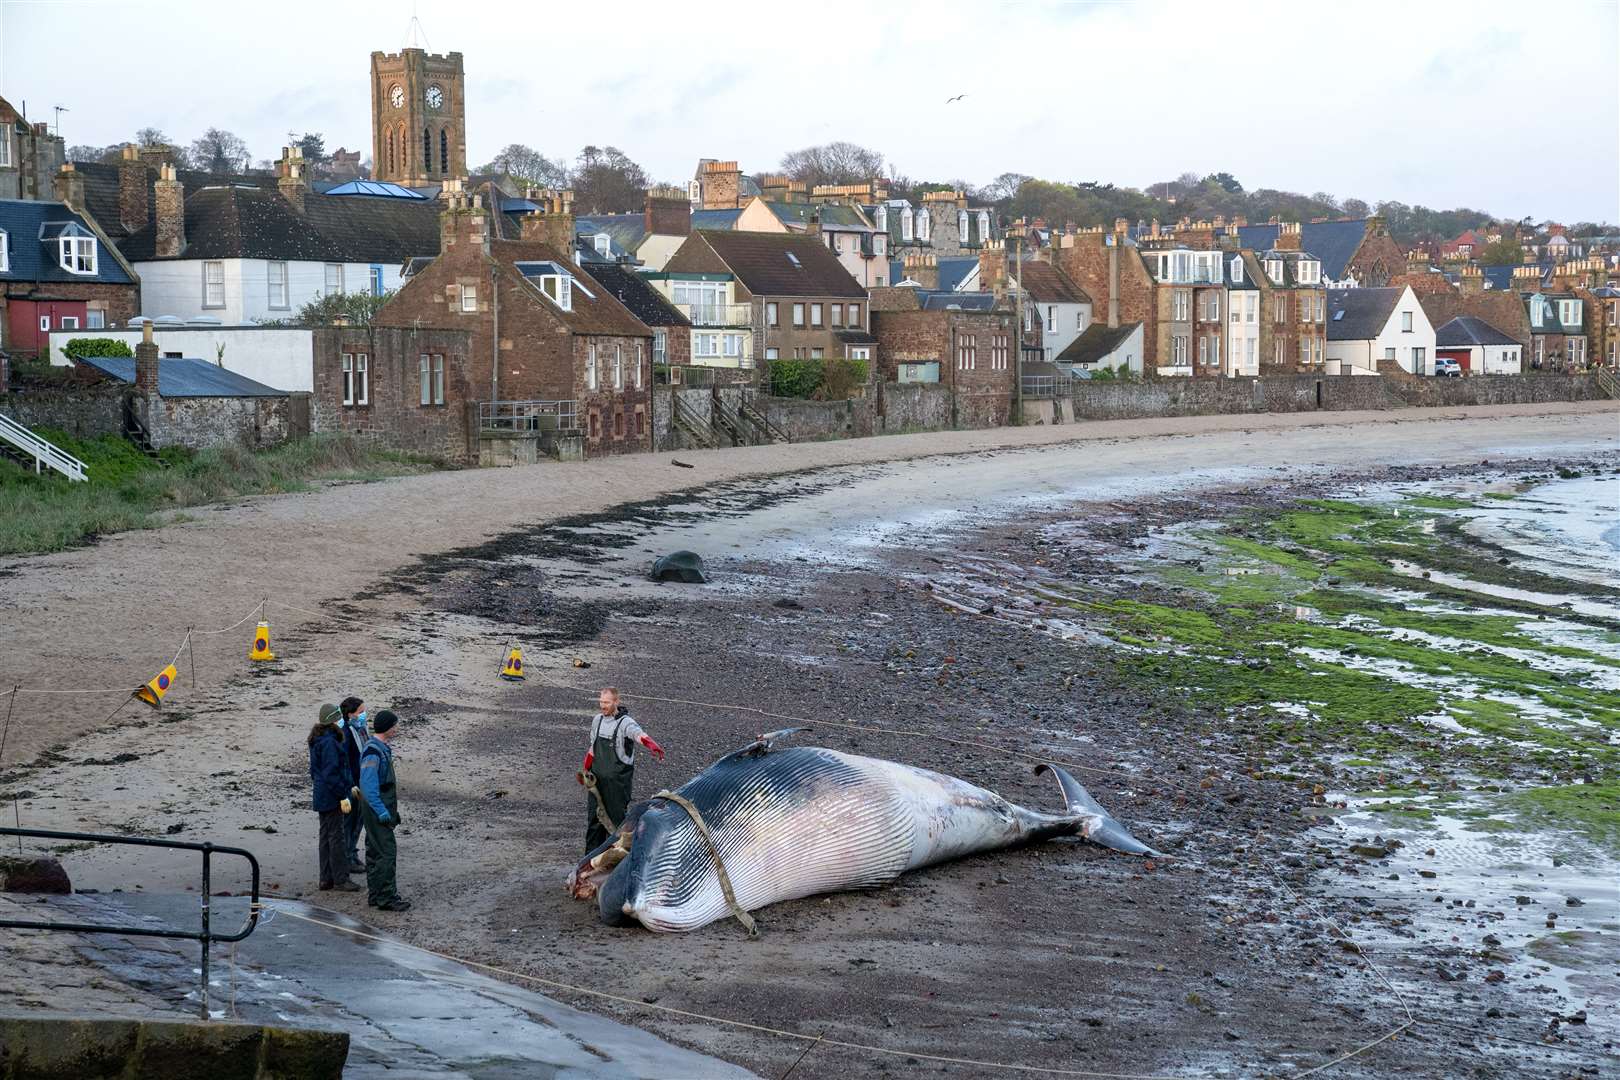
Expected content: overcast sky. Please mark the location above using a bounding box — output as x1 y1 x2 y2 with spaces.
2 0 1616 222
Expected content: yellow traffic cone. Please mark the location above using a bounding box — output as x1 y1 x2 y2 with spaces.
500 647 525 682
249 621 275 662
134 664 179 708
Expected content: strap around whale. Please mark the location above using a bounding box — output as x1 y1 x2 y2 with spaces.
652 789 758 938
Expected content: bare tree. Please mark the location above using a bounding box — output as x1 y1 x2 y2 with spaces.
779 142 886 187
572 146 650 213
190 128 252 174
478 144 571 189
982 172 1032 203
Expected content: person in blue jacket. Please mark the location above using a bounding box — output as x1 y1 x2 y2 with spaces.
338 697 369 873
358 709 409 912
307 703 358 892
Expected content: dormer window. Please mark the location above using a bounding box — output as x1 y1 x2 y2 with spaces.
0 229 8 273
1558 298 1581 327
900 211 913 242
874 205 887 232
516 260 593 313
958 209 969 240
60 235 98 275
593 233 612 257
1297 259 1320 285
916 209 929 242
977 211 989 243
1265 259 1283 284
1229 256 1243 284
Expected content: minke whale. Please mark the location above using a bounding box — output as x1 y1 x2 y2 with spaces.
566 730 1159 933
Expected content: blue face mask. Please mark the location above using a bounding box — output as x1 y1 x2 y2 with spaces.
336 718 347 729
356 712 368 726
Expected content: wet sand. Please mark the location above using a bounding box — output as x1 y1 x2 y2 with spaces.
2 403 1616 1078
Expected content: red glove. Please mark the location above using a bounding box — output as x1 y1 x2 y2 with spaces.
581 750 594 774
639 734 665 762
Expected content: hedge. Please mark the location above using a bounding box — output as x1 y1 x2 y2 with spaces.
767 357 870 399
62 337 134 359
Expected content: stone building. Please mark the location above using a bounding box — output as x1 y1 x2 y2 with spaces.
1231 216 1405 287
1231 226 1328 374
373 187 656 456
311 325 474 461
370 47 467 186
871 295 1016 428
0 95 65 201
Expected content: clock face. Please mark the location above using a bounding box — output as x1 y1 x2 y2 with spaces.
426 84 444 109
389 84 403 109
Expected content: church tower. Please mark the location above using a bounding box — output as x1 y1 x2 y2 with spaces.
370 48 466 186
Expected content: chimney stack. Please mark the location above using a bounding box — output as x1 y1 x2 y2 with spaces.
699 160 742 210
1274 222 1302 252
644 185 691 238
1459 266 1484 295
519 188 575 252
52 163 85 210
977 241 1007 299
154 164 186 258
117 144 150 234
903 251 939 290
134 320 160 398
277 146 308 214
439 178 491 254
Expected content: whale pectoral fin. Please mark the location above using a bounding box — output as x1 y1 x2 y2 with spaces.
1035 763 1161 857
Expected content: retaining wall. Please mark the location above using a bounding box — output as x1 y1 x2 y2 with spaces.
0 383 125 441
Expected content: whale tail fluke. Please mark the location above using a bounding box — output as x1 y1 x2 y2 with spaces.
1036 763 1160 857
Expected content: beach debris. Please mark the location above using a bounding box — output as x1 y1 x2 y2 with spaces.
671 459 695 469
651 550 709 584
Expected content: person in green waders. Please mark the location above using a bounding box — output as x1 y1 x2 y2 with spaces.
358 709 411 912
577 688 664 853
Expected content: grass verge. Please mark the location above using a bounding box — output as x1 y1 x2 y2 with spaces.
0 430 447 556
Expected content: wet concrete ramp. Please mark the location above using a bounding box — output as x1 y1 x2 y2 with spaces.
14 894 755 1079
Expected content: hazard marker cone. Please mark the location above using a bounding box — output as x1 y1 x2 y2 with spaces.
500 647 525 681
249 621 275 662
134 664 179 708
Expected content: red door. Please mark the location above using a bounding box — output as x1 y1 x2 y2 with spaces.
1437 347 1471 373
5 300 89 356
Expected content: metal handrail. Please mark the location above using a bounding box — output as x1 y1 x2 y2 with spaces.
479 399 580 433
738 392 791 444
671 393 716 448
0 413 88 481
674 302 753 327
0 827 260 1018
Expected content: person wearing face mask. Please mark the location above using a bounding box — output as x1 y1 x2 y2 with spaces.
338 697 370 874
308 703 359 892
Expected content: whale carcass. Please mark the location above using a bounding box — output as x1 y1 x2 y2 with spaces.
566 732 1158 933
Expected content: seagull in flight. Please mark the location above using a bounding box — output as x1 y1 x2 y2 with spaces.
946 93 967 103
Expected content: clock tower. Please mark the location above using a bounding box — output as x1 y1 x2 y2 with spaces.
370 47 466 186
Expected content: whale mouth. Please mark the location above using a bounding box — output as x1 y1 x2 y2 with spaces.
566 831 633 901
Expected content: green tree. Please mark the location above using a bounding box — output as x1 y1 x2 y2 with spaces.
1478 238 1524 265
258 290 396 328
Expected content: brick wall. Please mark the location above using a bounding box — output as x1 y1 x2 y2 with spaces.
871 308 1015 427
312 326 474 462
577 335 655 455
0 281 140 355
1055 236 1159 367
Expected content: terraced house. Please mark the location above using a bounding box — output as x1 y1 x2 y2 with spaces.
0 190 139 355
663 230 871 365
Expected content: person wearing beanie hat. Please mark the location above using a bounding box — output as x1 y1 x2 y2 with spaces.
358 709 410 911
308 703 359 892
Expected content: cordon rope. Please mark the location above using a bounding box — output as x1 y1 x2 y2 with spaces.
0 595 1416 1077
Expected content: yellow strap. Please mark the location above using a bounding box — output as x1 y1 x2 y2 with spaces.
652 789 758 938
580 771 620 836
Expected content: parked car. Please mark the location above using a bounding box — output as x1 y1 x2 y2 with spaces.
1435 358 1463 377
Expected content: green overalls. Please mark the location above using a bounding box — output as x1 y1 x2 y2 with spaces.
360 741 402 908
585 713 636 852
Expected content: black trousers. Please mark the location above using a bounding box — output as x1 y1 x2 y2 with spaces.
317 809 348 887
363 811 400 905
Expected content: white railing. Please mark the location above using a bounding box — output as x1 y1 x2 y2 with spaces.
0 413 88 481
675 302 754 327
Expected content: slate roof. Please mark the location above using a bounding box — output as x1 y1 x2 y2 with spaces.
0 199 136 285
117 185 440 264
70 160 279 240
764 202 872 232
919 292 997 311
493 240 653 338
1228 251 1261 290
1055 322 1140 366
836 329 878 344
938 257 977 292
576 214 647 256
1436 316 1519 348
73 355 286 396
1016 260 1091 304
1234 219 1370 280
690 209 742 231
1326 287 1402 340
1480 265 1518 291
684 230 865 298
578 263 690 328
